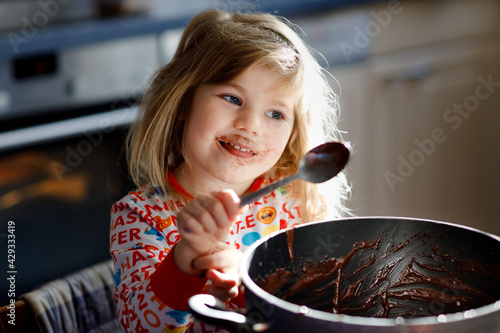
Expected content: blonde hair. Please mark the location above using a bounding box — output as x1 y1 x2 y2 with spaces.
127 9 350 221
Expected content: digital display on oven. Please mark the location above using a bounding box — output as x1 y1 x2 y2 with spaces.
13 53 58 80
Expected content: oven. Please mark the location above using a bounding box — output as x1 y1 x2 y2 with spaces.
0 21 164 306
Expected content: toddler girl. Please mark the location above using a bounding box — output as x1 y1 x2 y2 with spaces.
110 9 349 333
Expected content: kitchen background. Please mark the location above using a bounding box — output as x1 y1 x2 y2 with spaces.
0 0 499 307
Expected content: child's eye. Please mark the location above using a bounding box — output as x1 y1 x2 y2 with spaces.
265 110 285 120
222 95 241 106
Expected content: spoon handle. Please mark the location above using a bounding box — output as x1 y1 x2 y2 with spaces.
240 173 299 207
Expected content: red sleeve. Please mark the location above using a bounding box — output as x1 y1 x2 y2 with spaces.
149 244 208 310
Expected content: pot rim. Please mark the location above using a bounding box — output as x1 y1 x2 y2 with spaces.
240 216 500 327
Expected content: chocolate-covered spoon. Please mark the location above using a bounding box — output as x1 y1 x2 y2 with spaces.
240 141 351 207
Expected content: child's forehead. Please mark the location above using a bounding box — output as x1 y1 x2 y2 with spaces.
229 63 299 98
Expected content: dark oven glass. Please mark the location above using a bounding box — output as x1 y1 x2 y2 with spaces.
0 127 133 305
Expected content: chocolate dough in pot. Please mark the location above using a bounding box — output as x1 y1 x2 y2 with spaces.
256 231 500 318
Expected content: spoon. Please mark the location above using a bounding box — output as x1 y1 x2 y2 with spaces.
240 141 351 207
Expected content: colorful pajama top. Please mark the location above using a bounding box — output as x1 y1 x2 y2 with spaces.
110 171 303 332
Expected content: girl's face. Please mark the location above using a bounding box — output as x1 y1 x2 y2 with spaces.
180 63 295 195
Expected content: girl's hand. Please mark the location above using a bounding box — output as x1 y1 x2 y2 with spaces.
205 269 240 302
193 243 243 302
174 190 240 277
178 190 240 255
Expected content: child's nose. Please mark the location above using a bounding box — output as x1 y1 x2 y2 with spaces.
233 108 260 135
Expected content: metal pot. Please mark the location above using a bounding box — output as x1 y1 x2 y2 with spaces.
189 217 500 332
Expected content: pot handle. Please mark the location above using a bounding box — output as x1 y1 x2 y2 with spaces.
188 294 254 333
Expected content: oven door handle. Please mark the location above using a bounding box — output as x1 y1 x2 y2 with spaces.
0 107 138 153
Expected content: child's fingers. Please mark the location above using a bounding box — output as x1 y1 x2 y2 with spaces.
198 194 232 230
178 190 240 253
178 205 205 234
193 247 241 271
205 269 240 301
205 284 239 302
182 194 226 234
206 269 238 289
213 189 240 222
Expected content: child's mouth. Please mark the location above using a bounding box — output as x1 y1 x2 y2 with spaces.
219 140 256 158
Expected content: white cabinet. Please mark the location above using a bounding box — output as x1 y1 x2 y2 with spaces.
332 0 500 235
